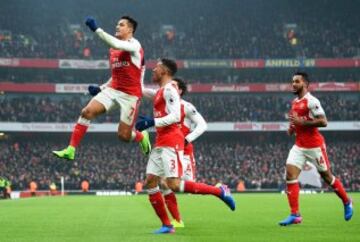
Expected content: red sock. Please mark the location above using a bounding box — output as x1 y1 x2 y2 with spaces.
133 130 144 143
331 178 350 204
69 123 88 147
149 191 171 226
164 192 181 222
286 182 300 214
183 180 221 197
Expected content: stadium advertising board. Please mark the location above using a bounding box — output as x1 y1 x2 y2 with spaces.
1 58 360 69
59 59 109 69
265 59 316 68
0 122 359 132
0 82 358 93
184 59 234 68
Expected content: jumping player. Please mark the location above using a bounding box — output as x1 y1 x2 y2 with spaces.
53 16 151 160
279 72 353 226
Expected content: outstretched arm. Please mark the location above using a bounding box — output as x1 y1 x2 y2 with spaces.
85 17 140 52
95 29 140 52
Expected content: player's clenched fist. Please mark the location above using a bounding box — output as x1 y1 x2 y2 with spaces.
88 85 101 96
85 17 98 32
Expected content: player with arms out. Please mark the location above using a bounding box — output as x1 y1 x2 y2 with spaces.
136 59 235 234
52 16 151 160
142 77 208 228
279 72 353 226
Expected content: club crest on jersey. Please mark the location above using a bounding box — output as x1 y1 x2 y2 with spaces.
298 103 305 109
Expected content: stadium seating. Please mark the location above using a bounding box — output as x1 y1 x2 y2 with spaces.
0 0 359 59
1 136 359 191
1 93 359 122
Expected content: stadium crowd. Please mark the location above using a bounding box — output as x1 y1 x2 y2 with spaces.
0 137 359 191
0 0 359 59
1 94 359 122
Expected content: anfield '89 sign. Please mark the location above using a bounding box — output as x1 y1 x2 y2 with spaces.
265 59 315 68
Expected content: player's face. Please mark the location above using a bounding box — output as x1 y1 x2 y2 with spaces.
292 75 305 95
115 19 132 39
152 62 167 83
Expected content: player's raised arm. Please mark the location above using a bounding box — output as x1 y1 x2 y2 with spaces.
184 102 207 143
95 28 140 52
155 85 181 127
85 17 140 52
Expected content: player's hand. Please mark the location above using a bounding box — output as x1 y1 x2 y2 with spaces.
88 85 101 96
85 17 98 32
289 114 304 126
135 115 155 131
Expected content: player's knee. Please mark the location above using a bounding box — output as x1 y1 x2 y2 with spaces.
117 130 131 142
166 179 180 192
320 172 333 185
144 177 157 189
81 107 95 120
286 172 297 181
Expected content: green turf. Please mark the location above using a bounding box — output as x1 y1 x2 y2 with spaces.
0 193 358 242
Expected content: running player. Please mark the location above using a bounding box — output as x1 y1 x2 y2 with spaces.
142 77 207 228
279 72 353 226
136 58 235 234
53 16 150 160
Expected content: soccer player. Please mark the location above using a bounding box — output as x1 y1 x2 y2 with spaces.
279 72 353 226
174 77 207 182
52 16 151 160
136 59 235 234
142 77 208 228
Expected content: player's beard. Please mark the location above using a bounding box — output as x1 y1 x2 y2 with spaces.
292 86 303 95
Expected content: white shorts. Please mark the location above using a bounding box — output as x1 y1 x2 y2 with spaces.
182 153 196 181
286 144 330 172
146 147 184 178
93 87 140 126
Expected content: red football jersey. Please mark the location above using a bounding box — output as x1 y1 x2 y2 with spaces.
153 82 184 150
290 92 326 148
109 38 144 98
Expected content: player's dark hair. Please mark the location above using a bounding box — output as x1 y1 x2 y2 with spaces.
160 58 177 76
173 77 187 97
121 16 138 33
294 71 310 86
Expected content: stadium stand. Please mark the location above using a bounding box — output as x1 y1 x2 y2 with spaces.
1 93 359 122
0 0 359 59
0 133 359 191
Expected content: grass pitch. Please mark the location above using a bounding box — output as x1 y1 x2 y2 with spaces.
0 193 358 242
